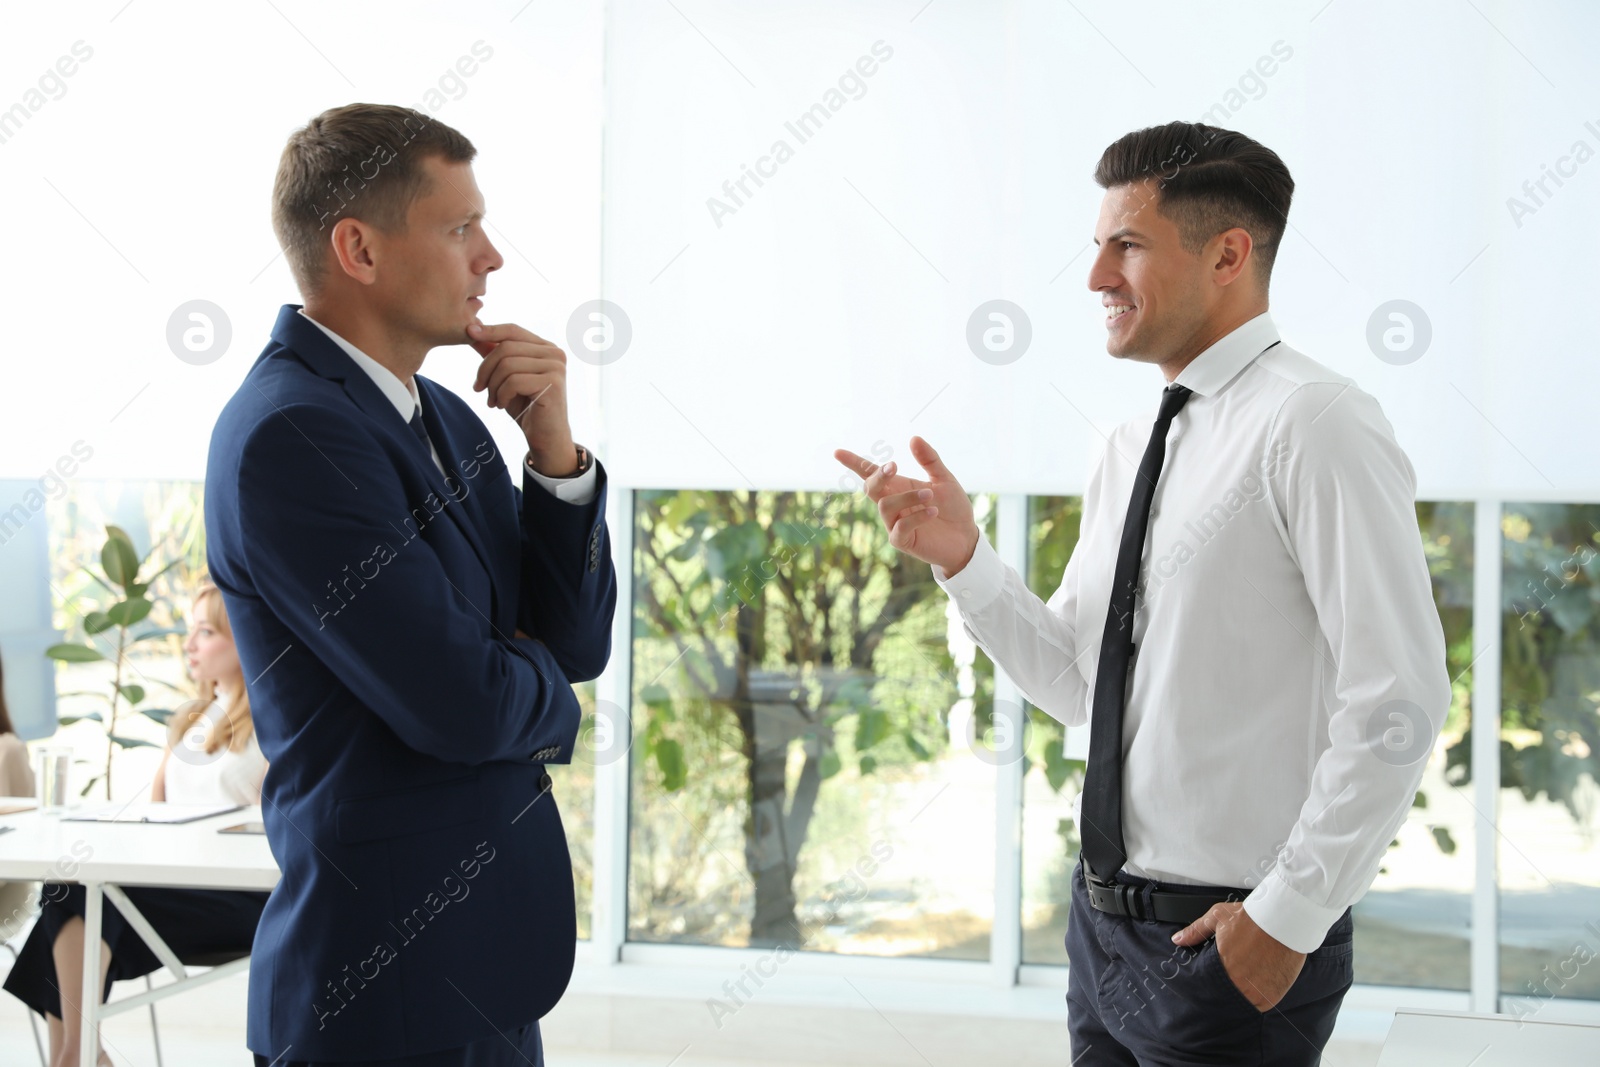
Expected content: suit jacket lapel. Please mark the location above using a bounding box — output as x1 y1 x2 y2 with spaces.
416 377 517 624
269 306 502 618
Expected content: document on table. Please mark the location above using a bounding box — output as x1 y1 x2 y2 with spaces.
63 802 242 824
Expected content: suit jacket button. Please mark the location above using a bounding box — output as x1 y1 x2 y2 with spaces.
539 772 553 791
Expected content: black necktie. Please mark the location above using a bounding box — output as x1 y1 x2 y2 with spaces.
407 406 431 449
1080 382 1193 881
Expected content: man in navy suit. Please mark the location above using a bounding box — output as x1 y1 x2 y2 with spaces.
204 103 616 1065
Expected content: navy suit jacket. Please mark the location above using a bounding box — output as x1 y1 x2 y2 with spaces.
204 304 616 1060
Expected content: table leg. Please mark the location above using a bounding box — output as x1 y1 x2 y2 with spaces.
80 881 102 1067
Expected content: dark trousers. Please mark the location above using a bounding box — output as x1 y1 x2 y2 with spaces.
1065 861 1352 1066
254 1020 543 1067
3 883 269 1019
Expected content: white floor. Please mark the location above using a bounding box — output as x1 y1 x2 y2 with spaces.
0 972 821 1067
0 962 1388 1067
0 965 878 1067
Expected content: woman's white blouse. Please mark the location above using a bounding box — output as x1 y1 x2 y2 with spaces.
162 700 268 807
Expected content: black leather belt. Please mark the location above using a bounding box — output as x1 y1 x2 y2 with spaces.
1081 857 1246 925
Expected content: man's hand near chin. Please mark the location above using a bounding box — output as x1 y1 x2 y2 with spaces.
1171 903 1307 1012
468 320 581 477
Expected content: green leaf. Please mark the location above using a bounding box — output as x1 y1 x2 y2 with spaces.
117 684 145 706
1412 791 1428 809
46 643 104 663
1430 826 1457 855
129 627 185 646
774 518 824 549
84 611 115 635
59 712 104 726
904 733 930 761
661 492 706 530
102 535 139 589
139 707 175 726
705 522 765 583
77 565 119 597
818 748 842 780
109 734 159 750
106 524 135 547
859 753 878 775
654 738 686 792
1044 744 1083 795
80 776 102 798
106 598 153 627
855 708 889 752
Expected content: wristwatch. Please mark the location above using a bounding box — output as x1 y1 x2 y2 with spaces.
528 442 592 479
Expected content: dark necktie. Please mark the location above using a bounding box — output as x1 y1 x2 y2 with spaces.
1080 382 1193 881
407 406 431 449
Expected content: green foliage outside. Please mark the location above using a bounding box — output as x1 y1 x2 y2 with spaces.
630 487 995 946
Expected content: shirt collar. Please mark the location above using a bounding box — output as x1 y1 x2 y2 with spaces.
1171 311 1281 398
296 308 422 423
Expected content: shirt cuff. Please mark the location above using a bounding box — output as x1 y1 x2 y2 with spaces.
524 448 599 505
1242 868 1347 954
931 534 1005 612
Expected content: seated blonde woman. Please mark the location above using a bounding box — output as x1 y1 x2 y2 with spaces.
3 582 270 1067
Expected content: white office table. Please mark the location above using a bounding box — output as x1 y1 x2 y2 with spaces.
0 798 279 1067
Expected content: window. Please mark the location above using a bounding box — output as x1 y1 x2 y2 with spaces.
1498 504 1600 1003
627 489 996 958
1019 495 1084 965
555 681 598 941
1352 502 1475 991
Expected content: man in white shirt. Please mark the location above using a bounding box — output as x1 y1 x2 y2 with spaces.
836 121 1449 1064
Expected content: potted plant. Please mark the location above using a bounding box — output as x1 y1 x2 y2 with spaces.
45 524 184 799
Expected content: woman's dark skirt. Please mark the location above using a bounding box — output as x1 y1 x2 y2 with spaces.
2 882 270 1018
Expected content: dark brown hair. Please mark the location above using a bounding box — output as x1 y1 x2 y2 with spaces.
271 103 477 298
1094 121 1294 287
0 646 14 736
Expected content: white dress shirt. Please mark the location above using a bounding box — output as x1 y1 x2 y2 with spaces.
934 311 1450 953
297 309 598 505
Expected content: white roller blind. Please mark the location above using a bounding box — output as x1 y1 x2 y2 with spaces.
3 0 1596 503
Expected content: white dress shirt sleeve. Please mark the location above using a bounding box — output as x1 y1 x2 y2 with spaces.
932 531 1090 728
524 450 599 505
1244 382 1452 953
